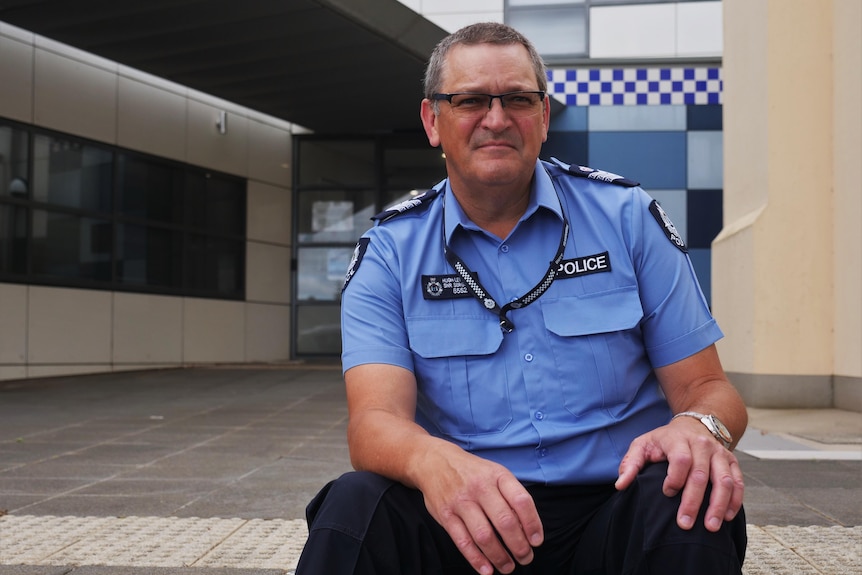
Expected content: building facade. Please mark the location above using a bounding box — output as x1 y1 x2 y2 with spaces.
0 0 859 411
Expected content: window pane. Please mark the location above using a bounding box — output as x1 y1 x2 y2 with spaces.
31 210 112 281
186 234 244 297
117 223 183 288
298 140 375 187
205 175 245 236
297 190 376 244
185 172 245 235
5 123 247 300
185 174 206 230
508 7 587 57
383 141 446 190
0 125 30 198
118 154 184 225
296 246 354 302
32 134 113 212
296 305 342 355
0 203 28 274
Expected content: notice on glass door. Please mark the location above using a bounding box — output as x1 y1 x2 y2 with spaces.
312 200 354 232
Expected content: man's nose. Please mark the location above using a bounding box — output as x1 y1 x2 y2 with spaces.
483 97 510 121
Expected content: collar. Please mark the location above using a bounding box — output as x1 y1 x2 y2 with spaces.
443 159 564 244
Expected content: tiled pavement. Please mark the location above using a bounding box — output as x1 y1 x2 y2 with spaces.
0 367 860 574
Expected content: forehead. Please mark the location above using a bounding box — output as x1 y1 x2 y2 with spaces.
441 43 536 89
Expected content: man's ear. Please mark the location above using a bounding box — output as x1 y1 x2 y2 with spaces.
420 99 441 148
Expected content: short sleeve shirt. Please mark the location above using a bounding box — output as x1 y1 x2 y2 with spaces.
341 159 722 484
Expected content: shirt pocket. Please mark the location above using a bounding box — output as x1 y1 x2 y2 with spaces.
540 286 646 417
407 317 510 438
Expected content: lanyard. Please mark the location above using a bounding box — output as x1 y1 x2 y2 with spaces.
442 191 569 333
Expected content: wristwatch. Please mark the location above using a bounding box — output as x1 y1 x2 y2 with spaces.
672 411 733 449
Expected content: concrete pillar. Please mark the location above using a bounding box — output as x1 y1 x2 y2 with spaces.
715 0 861 410
831 0 862 410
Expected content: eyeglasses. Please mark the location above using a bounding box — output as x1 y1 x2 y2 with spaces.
431 91 546 118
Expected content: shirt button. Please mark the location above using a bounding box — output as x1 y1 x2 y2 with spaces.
524 353 533 362
501 244 509 253
535 411 544 421
539 448 549 457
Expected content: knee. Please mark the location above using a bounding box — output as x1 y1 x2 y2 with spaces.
627 463 746 552
328 471 397 504
306 471 397 531
631 461 673 495
630 461 708 509
618 462 706 537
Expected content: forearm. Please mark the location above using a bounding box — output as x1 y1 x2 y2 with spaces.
656 345 748 449
347 407 461 489
344 363 476 491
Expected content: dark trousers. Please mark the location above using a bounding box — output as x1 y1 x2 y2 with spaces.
295 463 747 574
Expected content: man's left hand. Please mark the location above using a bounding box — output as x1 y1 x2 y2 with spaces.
615 416 745 532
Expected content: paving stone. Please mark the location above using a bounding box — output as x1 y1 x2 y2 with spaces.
1 367 860 575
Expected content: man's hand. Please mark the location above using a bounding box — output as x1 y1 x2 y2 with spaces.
417 447 544 575
615 416 745 532
345 364 544 575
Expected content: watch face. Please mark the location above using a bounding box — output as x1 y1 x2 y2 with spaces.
707 415 733 444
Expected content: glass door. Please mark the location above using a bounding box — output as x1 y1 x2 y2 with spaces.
292 134 445 358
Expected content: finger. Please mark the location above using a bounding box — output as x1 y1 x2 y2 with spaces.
458 503 517 574
662 447 692 498
497 476 543 561
704 455 736 532
723 457 746 521
443 505 509 575
673 437 713 530
615 440 649 491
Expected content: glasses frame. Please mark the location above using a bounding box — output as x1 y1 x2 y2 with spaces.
431 91 547 116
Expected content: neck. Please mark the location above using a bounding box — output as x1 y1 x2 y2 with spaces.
451 184 531 240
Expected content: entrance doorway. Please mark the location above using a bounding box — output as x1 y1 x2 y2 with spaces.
292 133 445 358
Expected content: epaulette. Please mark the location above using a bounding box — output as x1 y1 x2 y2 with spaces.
548 157 640 188
372 187 442 223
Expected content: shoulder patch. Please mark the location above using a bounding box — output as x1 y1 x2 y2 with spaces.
372 187 441 223
649 200 687 253
549 157 640 188
342 237 371 292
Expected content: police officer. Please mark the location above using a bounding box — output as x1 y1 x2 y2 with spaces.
296 22 747 575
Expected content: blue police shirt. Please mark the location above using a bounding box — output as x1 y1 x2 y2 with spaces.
341 158 723 485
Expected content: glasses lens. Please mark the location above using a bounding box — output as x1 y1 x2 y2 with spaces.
449 94 491 114
501 92 543 115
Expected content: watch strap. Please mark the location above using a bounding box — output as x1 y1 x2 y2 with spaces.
672 411 732 448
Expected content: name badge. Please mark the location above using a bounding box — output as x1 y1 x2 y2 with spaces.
421 274 476 300
556 252 612 279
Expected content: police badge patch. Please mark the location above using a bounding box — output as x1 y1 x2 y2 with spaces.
342 237 370 292
421 273 475 300
649 200 687 253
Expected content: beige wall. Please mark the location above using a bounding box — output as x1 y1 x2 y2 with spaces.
715 0 862 410
832 0 862 407
0 22 296 380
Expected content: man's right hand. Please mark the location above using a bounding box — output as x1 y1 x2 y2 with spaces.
344 364 544 575
415 446 544 575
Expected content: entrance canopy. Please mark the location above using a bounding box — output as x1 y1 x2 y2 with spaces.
0 0 447 133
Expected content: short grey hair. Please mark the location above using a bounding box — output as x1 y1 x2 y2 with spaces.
423 22 548 102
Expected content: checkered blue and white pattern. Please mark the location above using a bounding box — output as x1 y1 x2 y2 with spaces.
548 67 723 106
